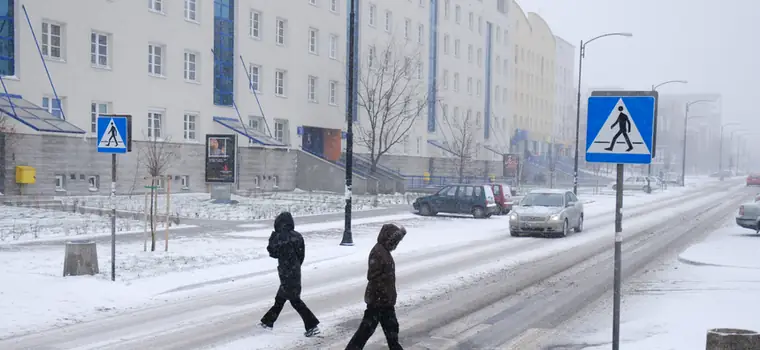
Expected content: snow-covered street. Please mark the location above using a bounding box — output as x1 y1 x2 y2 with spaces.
0 178 748 350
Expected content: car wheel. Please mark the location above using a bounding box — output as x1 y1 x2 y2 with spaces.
575 215 584 232
611 184 617 191
420 203 433 216
472 207 486 218
559 219 569 238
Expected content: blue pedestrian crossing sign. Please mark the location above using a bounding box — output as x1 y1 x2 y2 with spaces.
97 115 129 154
585 95 656 164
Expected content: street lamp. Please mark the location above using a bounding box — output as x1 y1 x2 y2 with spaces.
680 99 714 186
648 80 688 191
718 122 741 180
573 32 633 195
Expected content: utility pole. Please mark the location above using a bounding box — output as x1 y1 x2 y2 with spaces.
340 0 357 246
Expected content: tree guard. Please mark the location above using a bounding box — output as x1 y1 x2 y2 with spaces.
63 241 99 276
706 328 760 350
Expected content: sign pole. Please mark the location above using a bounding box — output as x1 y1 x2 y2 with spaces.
612 162 624 350
110 153 116 282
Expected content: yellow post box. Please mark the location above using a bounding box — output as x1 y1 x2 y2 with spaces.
15 166 36 184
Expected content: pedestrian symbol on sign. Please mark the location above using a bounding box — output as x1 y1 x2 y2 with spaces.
604 106 633 152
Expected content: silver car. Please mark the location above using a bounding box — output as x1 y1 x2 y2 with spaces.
508 189 584 238
736 197 760 233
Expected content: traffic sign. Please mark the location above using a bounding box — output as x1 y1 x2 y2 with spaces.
97 115 130 154
585 95 656 164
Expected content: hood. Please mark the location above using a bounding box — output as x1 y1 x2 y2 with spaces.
274 211 295 232
377 223 407 251
514 205 562 216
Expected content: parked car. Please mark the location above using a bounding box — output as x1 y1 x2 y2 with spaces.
609 176 653 192
736 199 760 233
747 174 760 186
508 189 584 238
489 183 514 214
413 184 499 218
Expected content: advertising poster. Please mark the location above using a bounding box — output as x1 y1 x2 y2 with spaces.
205 134 236 183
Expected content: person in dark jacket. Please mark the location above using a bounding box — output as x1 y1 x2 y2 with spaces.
346 223 407 350
260 212 321 337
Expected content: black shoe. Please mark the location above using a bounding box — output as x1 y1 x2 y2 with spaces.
626 147 633 152
604 147 613 151
304 326 320 337
259 322 273 330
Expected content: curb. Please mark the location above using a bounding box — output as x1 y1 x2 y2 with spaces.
677 254 760 270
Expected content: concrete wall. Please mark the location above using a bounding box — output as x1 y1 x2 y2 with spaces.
1 134 296 196
378 154 504 179
295 150 370 194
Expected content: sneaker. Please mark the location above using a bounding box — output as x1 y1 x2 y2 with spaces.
304 326 320 337
259 322 273 330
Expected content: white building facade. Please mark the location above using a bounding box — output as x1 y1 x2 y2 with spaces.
553 35 575 156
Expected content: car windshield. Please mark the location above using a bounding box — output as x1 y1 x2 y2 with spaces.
521 193 564 207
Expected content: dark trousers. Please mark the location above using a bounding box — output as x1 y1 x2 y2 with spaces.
260 284 320 331
346 306 403 350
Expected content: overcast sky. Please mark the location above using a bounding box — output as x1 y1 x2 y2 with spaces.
517 0 758 126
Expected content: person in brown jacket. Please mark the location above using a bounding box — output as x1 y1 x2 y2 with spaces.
346 223 406 350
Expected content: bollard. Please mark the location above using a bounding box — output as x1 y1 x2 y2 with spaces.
706 328 760 350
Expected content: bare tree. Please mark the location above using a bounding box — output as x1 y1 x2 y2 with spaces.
437 104 480 182
139 135 177 252
356 39 430 173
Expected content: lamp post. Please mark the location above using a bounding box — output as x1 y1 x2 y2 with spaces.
647 80 687 191
680 100 713 186
341 0 357 246
572 32 633 195
718 122 740 180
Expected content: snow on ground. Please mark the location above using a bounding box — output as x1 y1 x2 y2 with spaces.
53 192 419 221
0 181 729 341
0 205 192 244
552 219 760 350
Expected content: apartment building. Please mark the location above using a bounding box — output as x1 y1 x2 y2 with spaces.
553 36 575 157
508 2 556 157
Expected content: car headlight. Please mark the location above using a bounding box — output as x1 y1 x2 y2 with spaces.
549 214 561 221
509 213 518 221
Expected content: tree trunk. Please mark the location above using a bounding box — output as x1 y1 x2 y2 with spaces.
63 241 99 276
458 160 465 183
150 179 156 252
706 328 760 349
370 160 378 174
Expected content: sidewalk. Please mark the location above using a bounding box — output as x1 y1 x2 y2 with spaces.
554 221 760 350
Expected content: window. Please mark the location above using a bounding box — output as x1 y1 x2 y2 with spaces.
276 18 287 45
368 45 375 68
213 0 234 107
0 2 14 76
467 45 473 63
309 0 317 5
468 12 473 30
308 27 319 54
183 51 197 81
248 64 261 92
275 69 287 96
149 0 163 13
90 32 109 67
384 10 392 32
417 24 424 44
403 135 410 154
466 77 472 94
87 176 99 191
180 175 189 189
478 16 483 34
148 111 162 139
55 175 65 191
184 0 197 21
272 175 279 189
249 10 261 38
453 72 459 91
476 79 482 96
454 39 460 58
42 97 62 118
495 56 500 72
330 0 339 12
41 22 63 59
307 75 318 102
368 4 376 27
416 137 421 154
455 5 461 23
274 119 289 144
443 0 450 19
442 34 449 54
329 80 338 105
404 18 410 39
329 34 338 58
495 85 500 102
477 48 482 66
148 44 164 76
442 69 448 89
416 61 423 79
90 102 108 133
183 113 197 140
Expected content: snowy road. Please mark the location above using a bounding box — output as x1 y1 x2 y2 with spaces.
0 181 745 350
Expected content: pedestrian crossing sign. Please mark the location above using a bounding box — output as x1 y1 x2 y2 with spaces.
585 95 655 164
97 115 131 154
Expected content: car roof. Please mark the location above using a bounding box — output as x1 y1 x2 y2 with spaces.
446 183 485 187
527 188 568 194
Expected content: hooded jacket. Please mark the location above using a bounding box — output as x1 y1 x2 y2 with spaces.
267 212 305 287
364 223 406 308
